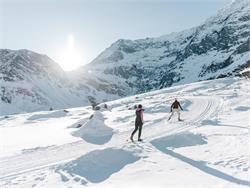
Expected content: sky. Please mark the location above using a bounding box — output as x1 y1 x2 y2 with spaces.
0 0 232 71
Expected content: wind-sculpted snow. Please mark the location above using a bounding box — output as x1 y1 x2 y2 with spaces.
72 111 114 145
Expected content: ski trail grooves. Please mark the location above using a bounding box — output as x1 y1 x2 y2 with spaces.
125 96 222 154
0 96 222 179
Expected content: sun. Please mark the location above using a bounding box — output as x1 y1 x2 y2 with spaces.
59 34 82 71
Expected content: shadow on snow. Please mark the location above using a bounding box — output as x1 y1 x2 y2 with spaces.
56 148 140 183
151 132 250 187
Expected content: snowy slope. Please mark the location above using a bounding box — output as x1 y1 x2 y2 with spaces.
0 77 249 188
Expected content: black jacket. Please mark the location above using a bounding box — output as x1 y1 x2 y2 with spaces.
171 101 183 110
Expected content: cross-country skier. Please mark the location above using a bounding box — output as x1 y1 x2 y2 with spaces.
168 99 183 121
130 104 144 142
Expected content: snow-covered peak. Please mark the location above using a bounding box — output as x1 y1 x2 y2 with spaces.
90 0 249 67
83 0 249 96
230 0 250 10
204 0 250 28
0 49 63 75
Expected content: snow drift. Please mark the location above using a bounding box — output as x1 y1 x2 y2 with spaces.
72 111 113 145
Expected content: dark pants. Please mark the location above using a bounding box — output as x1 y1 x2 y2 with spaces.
131 124 142 139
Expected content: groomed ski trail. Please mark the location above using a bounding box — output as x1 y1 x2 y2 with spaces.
0 96 222 179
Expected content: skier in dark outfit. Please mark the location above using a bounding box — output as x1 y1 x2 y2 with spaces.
168 99 183 121
130 104 144 142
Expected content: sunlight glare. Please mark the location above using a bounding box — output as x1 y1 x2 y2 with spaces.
59 34 83 71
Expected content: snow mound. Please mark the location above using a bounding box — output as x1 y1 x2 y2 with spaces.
27 110 68 121
57 148 140 183
67 116 90 128
72 111 113 145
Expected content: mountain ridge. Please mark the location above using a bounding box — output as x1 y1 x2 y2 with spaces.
0 0 249 115
81 0 249 92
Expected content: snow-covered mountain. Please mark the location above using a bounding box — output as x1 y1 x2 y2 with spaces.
0 0 249 115
80 0 249 93
0 77 249 187
0 49 121 115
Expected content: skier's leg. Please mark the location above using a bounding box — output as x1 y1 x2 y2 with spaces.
168 111 174 120
130 125 138 140
177 109 181 121
138 125 142 140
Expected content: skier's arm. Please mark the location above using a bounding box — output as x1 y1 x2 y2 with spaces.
140 110 144 123
170 103 173 112
178 103 183 111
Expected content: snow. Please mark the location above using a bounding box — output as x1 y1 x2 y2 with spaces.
72 111 114 145
0 109 91 157
0 77 249 188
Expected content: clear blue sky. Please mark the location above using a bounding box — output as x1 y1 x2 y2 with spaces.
0 0 231 70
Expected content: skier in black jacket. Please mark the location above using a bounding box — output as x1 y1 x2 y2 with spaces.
130 104 144 142
168 99 183 121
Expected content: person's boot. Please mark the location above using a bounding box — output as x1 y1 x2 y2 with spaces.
138 138 143 142
130 135 134 142
168 117 171 121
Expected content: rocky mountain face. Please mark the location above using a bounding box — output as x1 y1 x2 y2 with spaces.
0 0 249 115
81 0 250 94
